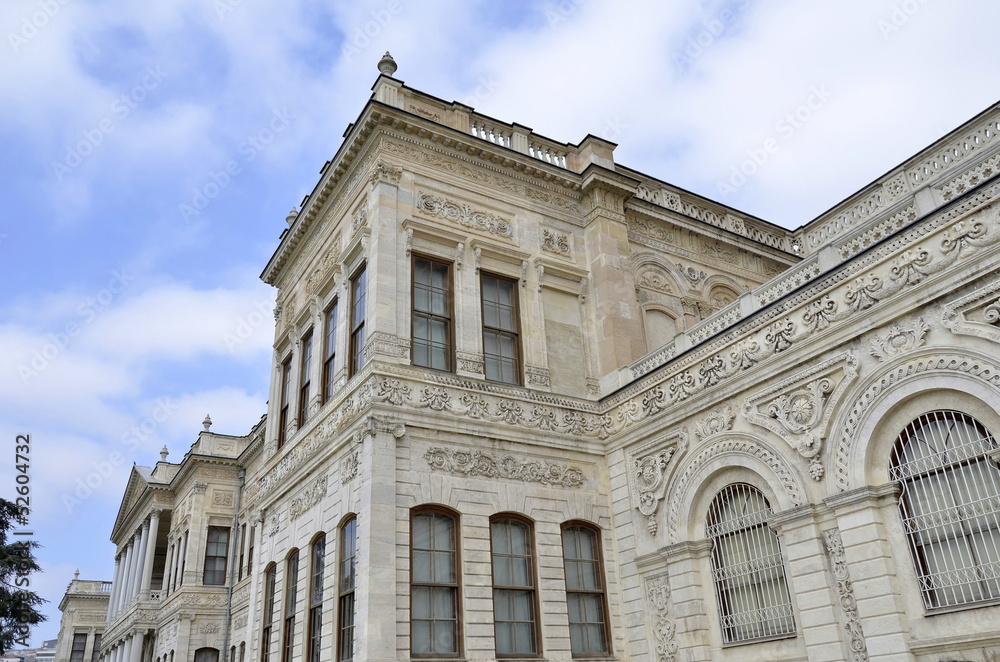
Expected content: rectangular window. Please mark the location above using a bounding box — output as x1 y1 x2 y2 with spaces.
299 331 313 426
90 635 101 662
561 525 610 656
238 524 247 581
491 517 538 657
338 518 358 661
323 302 338 403
181 530 189 585
278 359 292 449
481 274 520 385
261 565 277 662
412 256 453 372
349 266 367 377
203 526 229 586
247 526 255 576
283 552 300 662
70 634 87 662
308 536 326 662
411 510 459 657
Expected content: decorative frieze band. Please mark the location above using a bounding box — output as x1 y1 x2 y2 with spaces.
423 446 584 487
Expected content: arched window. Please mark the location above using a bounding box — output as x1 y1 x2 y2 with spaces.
889 410 1000 609
491 515 539 657
561 523 610 656
706 484 795 644
261 564 277 662
308 534 326 662
238 643 245 662
283 550 300 662
338 517 358 661
411 508 460 657
194 649 219 662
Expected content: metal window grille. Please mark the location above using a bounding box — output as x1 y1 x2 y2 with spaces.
889 410 1000 609
706 483 795 644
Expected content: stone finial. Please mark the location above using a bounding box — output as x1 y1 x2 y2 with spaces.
159 445 169 461
202 414 212 432
377 51 397 76
285 207 298 227
74 569 80 580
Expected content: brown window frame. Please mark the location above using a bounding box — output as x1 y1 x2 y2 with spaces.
282 550 300 662
338 516 358 661
411 254 455 373
560 521 612 657
70 633 87 662
90 634 101 662
480 272 521 385
299 331 313 426
322 301 338 403
348 265 367 378
490 513 541 658
238 523 247 581
307 533 326 662
278 358 292 449
410 506 462 658
261 564 277 662
247 525 255 576
203 526 230 586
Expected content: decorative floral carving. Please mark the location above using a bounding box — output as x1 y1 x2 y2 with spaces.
802 296 838 332
645 576 678 662
416 192 513 237
629 430 686 535
765 317 796 353
942 277 1000 346
868 319 929 362
289 474 327 521
693 406 735 440
541 228 571 256
676 262 707 287
844 275 882 312
524 365 551 388
199 622 220 634
638 269 674 294
417 386 451 411
211 491 234 507
342 451 360 483
232 612 248 630
369 160 402 186
823 529 869 662
729 337 761 370
697 354 727 387
424 447 584 487
364 331 409 360
940 219 988 256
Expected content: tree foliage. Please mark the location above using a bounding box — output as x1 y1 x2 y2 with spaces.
0 498 46 655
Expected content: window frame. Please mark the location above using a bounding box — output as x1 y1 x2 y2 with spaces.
238 523 247 582
299 330 313 426
70 633 87 662
307 533 326 662
90 634 101 662
348 265 367 378
282 550 300 662
411 254 455 373
479 271 522 385
490 513 541 658
338 516 358 662
278 357 292 449
203 526 230 586
410 506 462 658
322 301 339 403
560 521 611 657
261 563 277 662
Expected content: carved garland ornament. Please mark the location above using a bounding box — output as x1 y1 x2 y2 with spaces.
415 192 513 238
744 353 858 480
541 228 571 256
823 529 869 662
288 474 328 522
423 446 584 488
645 575 678 662
628 430 687 536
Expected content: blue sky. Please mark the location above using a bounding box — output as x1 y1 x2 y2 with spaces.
2 0 998 645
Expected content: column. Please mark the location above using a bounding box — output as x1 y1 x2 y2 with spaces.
128 633 144 662
660 539 714 661
117 541 133 612
125 533 141 605
140 512 160 600
82 628 96 662
132 521 150 602
121 636 132 662
108 555 122 620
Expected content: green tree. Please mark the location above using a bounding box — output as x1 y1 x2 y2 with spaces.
0 498 45 655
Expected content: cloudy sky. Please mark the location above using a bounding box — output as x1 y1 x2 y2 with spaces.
2 0 998 645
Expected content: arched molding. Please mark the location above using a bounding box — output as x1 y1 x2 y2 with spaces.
664 432 805 544
831 348 1000 494
632 251 685 296
640 304 682 355
702 274 746 297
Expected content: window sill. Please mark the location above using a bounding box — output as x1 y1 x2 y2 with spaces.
720 631 797 648
925 595 1000 617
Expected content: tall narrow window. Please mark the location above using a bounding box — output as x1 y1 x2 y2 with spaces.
491 516 538 656
481 274 520 385
238 524 247 581
323 302 338 403
247 526 255 576
90 635 101 662
261 564 277 662
299 331 313 426
238 643 245 662
349 266 367 377
181 529 189 586
70 634 87 662
283 551 300 662
308 535 326 662
707 484 795 644
278 358 292 449
890 410 1000 609
339 517 358 661
561 524 609 656
412 256 453 372
411 509 459 657
203 526 230 585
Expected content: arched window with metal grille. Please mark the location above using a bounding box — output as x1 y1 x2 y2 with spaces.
889 409 1000 609
706 483 795 644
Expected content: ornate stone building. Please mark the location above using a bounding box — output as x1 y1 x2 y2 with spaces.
55 573 110 662
97 54 1000 662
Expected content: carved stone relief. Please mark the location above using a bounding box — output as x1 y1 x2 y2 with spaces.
868 318 929 362
645 575 678 662
628 430 687 535
823 529 869 662
424 446 584 487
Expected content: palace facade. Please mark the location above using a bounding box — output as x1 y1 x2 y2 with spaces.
76 55 1000 662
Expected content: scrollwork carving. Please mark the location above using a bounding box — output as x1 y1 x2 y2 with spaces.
424 447 584 487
